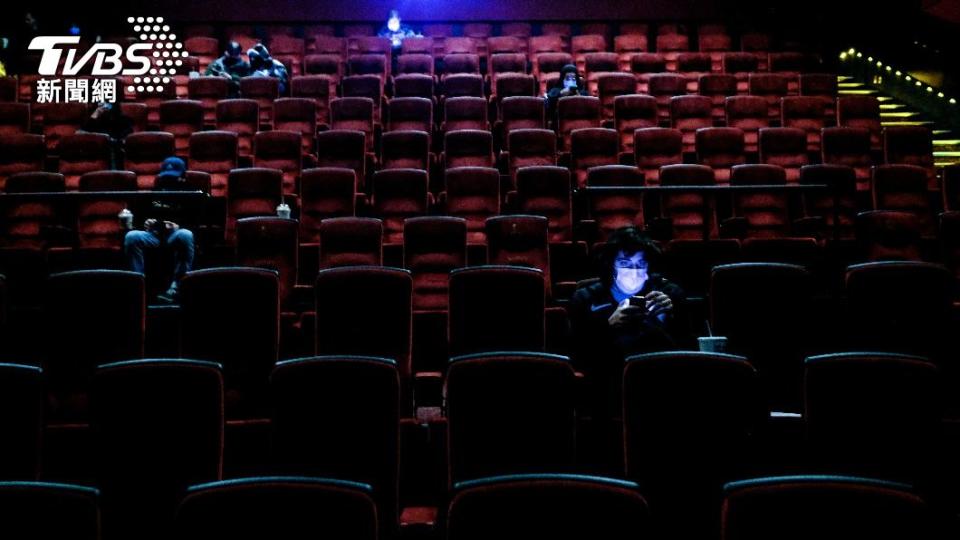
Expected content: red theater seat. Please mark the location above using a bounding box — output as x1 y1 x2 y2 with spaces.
371 168 431 244
298 167 357 244
125 131 176 190
318 217 383 268
404 216 467 311
443 166 501 244
189 131 238 197
633 127 683 184
159 100 203 156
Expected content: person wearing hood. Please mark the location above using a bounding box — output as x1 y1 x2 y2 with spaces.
545 63 587 128
204 41 250 97
247 43 289 94
568 226 686 419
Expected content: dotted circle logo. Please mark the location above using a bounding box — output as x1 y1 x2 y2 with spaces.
125 16 187 94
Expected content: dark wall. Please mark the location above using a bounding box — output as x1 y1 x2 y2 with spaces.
106 0 721 23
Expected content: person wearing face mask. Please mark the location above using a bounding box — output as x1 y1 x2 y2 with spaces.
568 226 686 447
545 63 586 129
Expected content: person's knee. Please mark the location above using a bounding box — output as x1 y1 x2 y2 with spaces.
124 230 149 249
172 228 194 245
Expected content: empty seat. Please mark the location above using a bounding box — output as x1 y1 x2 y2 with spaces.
623 351 760 536
240 76 281 123
0 134 45 190
722 52 760 93
781 96 827 153
535 52 575 94
698 73 738 121
584 165 646 238
710 263 814 408
656 33 690 71
442 96 488 132
381 130 430 171
490 54 529 89
570 128 619 188
42 102 89 151
396 53 434 80
634 127 683 184
318 217 383 268
659 163 718 238
298 167 357 243
872 164 936 236
93 359 223 538
237 216 299 305
597 73 637 121
270 356 399 533
499 97 546 146
404 216 467 311
253 130 302 195
442 54 481 77
44 270 145 422
884 126 934 188
838 95 882 149
385 97 433 134
800 73 838 117
314 267 412 404
504 129 557 182
629 53 667 93
572 34 608 72
748 73 790 120
729 164 791 238
696 127 745 182
446 352 576 483
1 172 65 249
448 266 546 356
441 74 485 99
315 130 367 190
721 476 934 540
273 97 318 154
176 476 377 540
444 130 494 169
822 127 873 189
615 35 649 71
0 482 100 539
647 73 687 123
857 211 923 262
805 352 939 482
583 52 620 96
799 164 858 239
492 73 537 116
488 37 525 56
226 167 283 242
216 99 260 158
58 133 111 190
159 100 203 156
342 74 385 124
0 363 42 478
557 95 601 151
392 73 436 100
846 261 953 360
188 131 238 196
124 131 176 190
187 76 230 123
725 95 769 153
371 168 430 244
614 95 659 153
0 103 30 135
443 166 501 244
330 97 376 153
676 52 713 91
179 268 279 416
298 62 340 100
758 127 809 182
671 95 713 152
184 36 220 70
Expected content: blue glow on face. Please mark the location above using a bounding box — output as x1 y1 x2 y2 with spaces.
388 17 401 32
69 25 81 36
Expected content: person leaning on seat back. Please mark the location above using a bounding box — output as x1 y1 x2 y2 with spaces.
204 41 250 97
122 157 195 304
568 226 687 418
545 63 587 129
247 43 289 94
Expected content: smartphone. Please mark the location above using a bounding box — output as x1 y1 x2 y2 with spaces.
628 295 649 312
563 78 577 90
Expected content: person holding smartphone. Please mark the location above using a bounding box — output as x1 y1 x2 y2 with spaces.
545 63 586 129
569 226 686 443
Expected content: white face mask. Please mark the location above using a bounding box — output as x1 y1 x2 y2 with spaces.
615 267 647 296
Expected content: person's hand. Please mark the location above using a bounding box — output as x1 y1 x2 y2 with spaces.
644 290 673 317
607 300 645 328
163 221 179 232
143 218 157 230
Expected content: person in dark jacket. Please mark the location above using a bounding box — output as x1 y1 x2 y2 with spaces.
568 226 687 419
545 63 586 128
247 43 289 94
204 41 250 97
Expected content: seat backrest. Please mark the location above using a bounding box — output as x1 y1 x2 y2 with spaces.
318 217 383 268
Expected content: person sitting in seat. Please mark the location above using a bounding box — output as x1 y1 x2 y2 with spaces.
123 157 195 304
204 41 250 97
569 226 687 418
247 43 289 94
545 63 587 129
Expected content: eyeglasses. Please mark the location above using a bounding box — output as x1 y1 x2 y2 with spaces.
614 259 649 270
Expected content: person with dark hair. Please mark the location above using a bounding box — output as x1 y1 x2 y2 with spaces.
122 157 195 304
247 43 288 94
204 41 250 97
80 102 133 169
545 63 586 127
568 226 686 419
